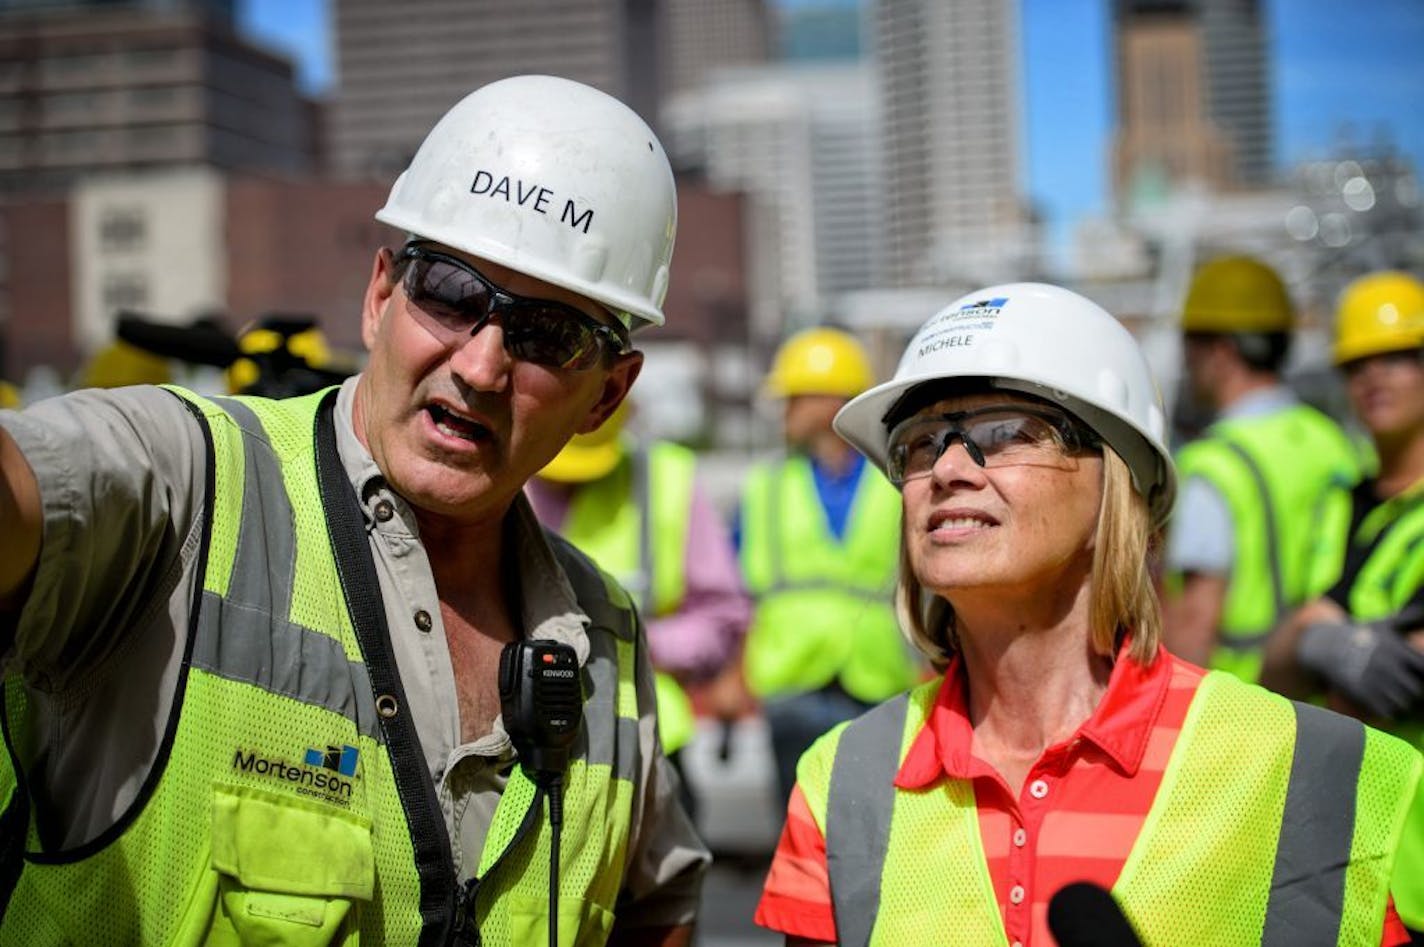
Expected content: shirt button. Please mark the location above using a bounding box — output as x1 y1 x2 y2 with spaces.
1013 827 1027 847
414 609 433 632
1012 942 1024 947
1029 779 1049 799
1009 884 1025 905
374 499 395 522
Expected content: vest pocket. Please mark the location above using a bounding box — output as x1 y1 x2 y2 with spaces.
208 785 374 946
507 891 615 947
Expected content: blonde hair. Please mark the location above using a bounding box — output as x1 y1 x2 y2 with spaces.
895 447 1162 669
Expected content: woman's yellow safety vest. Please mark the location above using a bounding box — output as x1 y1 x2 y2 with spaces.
0 389 644 946
557 440 698 753
740 456 914 703
1172 404 1361 682
1305 475 1424 930
800 670 1420 946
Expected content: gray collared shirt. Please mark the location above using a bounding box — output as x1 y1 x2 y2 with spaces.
1 378 707 926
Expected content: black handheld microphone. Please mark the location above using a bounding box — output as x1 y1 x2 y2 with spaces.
1047 882 1143 947
498 639 582 947
498 639 582 780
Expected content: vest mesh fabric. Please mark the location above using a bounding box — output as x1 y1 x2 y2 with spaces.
0 389 645 946
1173 405 1360 681
807 671 1416 946
740 457 910 702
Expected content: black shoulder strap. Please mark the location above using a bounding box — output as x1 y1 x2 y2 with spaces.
314 390 458 946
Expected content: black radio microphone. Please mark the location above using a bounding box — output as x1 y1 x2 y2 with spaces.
497 639 582 947
499 639 582 781
1047 882 1143 947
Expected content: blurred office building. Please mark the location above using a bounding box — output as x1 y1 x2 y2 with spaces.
330 0 774 179
664 64 881 350
331 0 660 178
0 0 317 194
1112 0 1272 203
874 0 1036 287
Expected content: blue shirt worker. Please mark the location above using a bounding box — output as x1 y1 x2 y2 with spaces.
738 327 919 803
0 75 707 946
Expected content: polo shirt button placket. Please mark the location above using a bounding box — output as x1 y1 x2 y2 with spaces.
1009 884 1025 905
1012 827 1027 847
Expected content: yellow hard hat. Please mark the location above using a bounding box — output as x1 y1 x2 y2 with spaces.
1333 271 1424 365
1181 255 1293 333
226 322 333 394
538 400 632 484
79 340 172 389
762 327 874 399
0 379 20 410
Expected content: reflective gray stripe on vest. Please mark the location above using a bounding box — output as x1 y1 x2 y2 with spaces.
1260 701 1365 947
763 579 890 603
582 626 640 783
192 397 379 741
825 692 1368 946
825 693 907 947
1218 438 1287 639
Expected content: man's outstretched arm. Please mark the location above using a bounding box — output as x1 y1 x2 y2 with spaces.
0 425 41 620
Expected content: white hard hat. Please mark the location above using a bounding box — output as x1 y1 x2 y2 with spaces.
834 283 1176 524
376 75 677 331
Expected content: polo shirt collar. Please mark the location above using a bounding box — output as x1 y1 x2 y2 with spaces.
895 640 1172 790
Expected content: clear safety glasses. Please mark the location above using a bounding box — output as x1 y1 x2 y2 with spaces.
886 405 1100 486
395 244 630 371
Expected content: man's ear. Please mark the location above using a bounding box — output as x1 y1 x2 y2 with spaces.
578 350 643 434
361 248 399 351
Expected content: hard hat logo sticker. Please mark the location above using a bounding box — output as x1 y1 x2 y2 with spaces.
470 169 596 234
915 297 1007 358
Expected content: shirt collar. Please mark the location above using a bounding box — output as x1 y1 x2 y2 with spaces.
895 639 1173 790
332 376 593 669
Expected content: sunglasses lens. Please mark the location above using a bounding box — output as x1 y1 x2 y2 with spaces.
404 257 491 334
504 305 601 370
400 247 619 370
887 408 1084 484
963 413 1061 460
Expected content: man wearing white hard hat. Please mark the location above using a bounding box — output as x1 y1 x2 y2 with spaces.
0 76 708 945
754 284 1418 945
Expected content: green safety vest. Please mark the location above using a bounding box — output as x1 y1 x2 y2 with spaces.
740 456 914 703
0 388 643 946
1172 403 1361 682
1305 475 1424 929
802 669 1421 946
557 440 698 753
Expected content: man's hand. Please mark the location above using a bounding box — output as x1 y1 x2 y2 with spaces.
1296 607 1424 719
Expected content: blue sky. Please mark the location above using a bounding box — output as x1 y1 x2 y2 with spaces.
240 0 1424 250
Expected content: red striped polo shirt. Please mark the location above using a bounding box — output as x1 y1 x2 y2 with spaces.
754 643 1408 946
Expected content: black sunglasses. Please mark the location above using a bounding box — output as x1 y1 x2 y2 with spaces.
886 405 1100 486
394 244 630 371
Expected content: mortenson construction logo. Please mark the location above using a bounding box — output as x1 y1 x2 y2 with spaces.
232 743 359 802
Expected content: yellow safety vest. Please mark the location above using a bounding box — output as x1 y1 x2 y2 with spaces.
801 670 1420 946
1171 403 1361 682
0 388 643 946
740 456 913 702
1305 474 1424 929
557 440 699 753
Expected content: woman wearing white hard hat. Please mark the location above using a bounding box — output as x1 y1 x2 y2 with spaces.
753 283 1419 946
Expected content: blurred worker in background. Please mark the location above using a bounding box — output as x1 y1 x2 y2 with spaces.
756 283 1419 946
1163 255 1361 681
738 327 918 803
0 75 706 944
74 338 173 390
527 400 752 817
1262 270 1424 940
